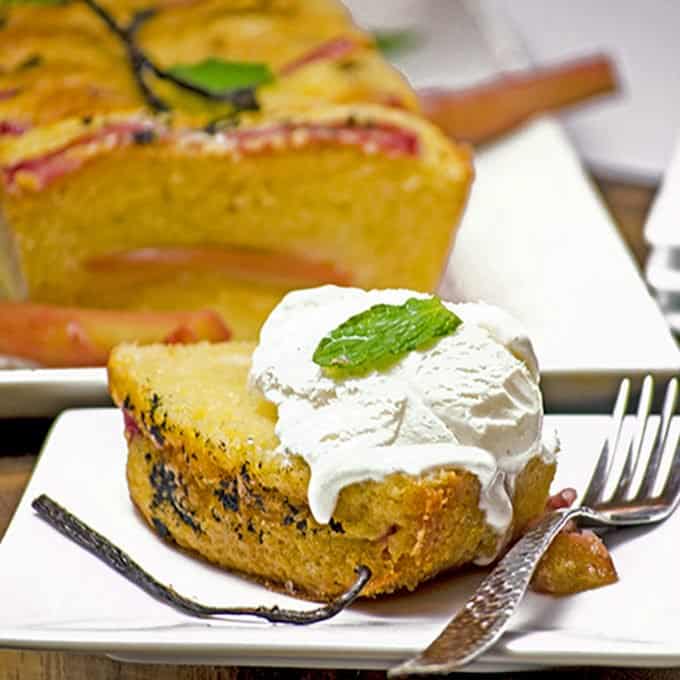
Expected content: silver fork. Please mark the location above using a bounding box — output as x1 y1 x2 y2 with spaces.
390 375 680 677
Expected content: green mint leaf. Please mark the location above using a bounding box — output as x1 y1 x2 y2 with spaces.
313 296 461 376
373 29 421 57
167 58 274 94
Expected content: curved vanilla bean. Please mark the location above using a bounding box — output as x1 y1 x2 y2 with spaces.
81 0 168 111
148 64 260 111
81 0 126 38
32 494 371 624
125 9 169 112
127 7 156 35
81 0 259 113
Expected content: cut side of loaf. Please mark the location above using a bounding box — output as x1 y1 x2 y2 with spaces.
108 341 555 601
1 107 472 338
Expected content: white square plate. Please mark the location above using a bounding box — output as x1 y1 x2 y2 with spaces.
2 409 680 671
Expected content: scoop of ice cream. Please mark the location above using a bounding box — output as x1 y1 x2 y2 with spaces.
249 285 551 537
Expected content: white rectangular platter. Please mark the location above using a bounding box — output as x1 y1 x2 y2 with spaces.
2 409 680 671
644 132 680 333
1 0 678 417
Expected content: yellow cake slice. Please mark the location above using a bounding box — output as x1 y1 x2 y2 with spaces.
109 340 555 601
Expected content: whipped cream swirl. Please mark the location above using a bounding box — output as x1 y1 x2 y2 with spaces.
249 286 555 556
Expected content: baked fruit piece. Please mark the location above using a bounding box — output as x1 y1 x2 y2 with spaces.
0 0 471 340
533 530 618 594
109 287 557 601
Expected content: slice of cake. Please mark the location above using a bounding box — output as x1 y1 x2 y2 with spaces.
0 0 471 342
109 286 557 600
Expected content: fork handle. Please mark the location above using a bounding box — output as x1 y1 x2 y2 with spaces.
389 507 587 677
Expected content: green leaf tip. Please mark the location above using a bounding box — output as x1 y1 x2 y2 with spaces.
167 58 274 94
313 296 462 377
373 28 422 57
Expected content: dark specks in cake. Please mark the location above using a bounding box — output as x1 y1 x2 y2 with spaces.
145 393 169 446
133 128 156 145
240 462 251 485
150 393 161 418
152 517 173 541
337 59 359 72
258 529 264 545
211 508 222 523
204 112 240 135
150 463 176 506
295 519 307 535
144 452 152 463
149 462 202 534
329 518 345 534
215 479 239 512
149 424 165 447
17 54 43 71
246 519 256 534
191 453 198 461
282 499 303 528
122 394 134 411
81 115 93 126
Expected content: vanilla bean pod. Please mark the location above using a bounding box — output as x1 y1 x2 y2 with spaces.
33 494 371 624
81 0 259 113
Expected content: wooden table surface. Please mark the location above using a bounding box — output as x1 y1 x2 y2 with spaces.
0 177 673 680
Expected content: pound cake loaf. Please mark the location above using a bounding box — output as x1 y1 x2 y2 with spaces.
0 0 472 340
109 286 556 600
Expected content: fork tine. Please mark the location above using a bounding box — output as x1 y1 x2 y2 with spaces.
636 378 678 500
581 378 630 507
611 375 654 501
660 417 680 506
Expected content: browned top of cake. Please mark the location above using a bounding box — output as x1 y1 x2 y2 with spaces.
0 0 418 135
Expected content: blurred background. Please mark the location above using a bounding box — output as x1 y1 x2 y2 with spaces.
497 0 680 183
347 0 680 335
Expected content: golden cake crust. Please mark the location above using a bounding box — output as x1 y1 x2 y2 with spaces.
0 0 418 132
109 341 555 601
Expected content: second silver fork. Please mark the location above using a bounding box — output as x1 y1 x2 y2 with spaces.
390 375 680 677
